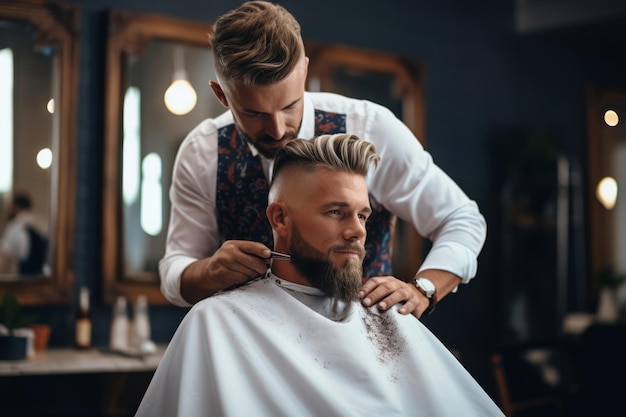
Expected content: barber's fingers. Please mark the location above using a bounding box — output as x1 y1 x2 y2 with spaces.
210 240 270 283
359 276 426 317
358 276 401 305
228 240 272 260
220 240 271 261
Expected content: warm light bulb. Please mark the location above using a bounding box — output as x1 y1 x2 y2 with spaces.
596 176 618 210
164 79 197 115
37 148 53 169
604 110 619 127
47 98 55 114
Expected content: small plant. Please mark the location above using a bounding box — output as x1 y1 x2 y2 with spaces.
0 293 35 336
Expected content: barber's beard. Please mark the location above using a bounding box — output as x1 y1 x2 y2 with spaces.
288 226 364 302
234 120 302 159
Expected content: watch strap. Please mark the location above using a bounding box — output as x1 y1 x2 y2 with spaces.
412 278 437 315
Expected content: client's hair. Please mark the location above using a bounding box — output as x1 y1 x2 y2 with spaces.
270 134 380 188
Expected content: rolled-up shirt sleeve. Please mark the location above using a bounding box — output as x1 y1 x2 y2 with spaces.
159 120 222 306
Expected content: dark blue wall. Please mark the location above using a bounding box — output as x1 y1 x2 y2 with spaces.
27 0 626 393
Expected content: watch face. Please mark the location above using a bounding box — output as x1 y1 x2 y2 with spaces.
416 278 435 297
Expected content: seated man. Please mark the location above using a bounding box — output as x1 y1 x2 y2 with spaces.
136 134 504 417
0 193 48 275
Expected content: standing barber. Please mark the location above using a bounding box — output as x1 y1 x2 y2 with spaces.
159 1 486 318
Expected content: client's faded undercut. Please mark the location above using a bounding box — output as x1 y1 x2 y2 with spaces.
270 133 380 194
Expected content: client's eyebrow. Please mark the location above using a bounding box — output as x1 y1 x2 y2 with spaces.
321 201 372 215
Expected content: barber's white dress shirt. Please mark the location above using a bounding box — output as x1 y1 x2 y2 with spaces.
160 92 487 306
137 271 504 417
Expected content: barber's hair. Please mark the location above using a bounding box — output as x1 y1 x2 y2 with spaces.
210 1 304 86
271 134 380 187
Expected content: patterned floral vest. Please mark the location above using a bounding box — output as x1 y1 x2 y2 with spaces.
215 110 392 277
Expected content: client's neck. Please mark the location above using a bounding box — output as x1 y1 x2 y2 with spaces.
270 261 312 287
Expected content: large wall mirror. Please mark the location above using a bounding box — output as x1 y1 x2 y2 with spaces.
305 42 426 280
0 1 78 305
103 15 426 305
587 87 626 299
103 10 218 304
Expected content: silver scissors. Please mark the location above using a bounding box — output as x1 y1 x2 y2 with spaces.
269 251 291 260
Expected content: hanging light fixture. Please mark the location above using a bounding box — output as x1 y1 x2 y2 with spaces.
596 176 618 210
164 46 197 116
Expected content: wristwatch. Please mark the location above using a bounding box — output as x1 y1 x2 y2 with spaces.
412 277 437 315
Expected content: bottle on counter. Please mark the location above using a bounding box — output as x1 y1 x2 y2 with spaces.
110 295 130 351
130 294 151 351
75 286 92 349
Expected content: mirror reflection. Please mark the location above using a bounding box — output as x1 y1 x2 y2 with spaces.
0 1 78 305
103 13 425 304
103 10 215 304
0 19 54 277
587 88 626 296
121 40 222 280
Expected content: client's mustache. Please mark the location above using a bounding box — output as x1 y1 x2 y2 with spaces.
331 244 366 258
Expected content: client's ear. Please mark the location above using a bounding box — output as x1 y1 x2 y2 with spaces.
266 202 289 236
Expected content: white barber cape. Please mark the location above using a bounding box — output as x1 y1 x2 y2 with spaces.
136 272 504 417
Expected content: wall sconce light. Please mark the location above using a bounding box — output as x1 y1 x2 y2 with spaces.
36 148 52 169
596 176 618 210
164 46 197 116
604 109 619 127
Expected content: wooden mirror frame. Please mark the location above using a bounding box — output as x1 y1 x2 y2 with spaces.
305 41 426 280
586 86 624 301
102 10 213 305
0 0 78 305
103 21 425 304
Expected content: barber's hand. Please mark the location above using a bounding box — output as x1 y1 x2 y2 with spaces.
358 276 427 318
181 240 271 304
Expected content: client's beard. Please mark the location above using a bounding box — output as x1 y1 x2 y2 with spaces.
289 226 364 301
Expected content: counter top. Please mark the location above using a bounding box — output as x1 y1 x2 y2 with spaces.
0 345 166 376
